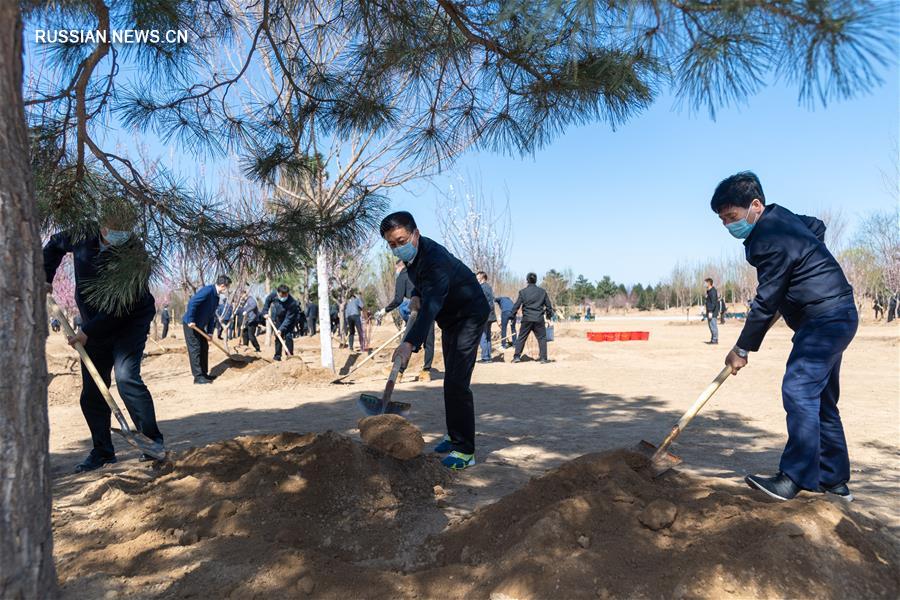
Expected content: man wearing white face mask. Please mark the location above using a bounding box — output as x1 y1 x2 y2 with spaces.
711 171 857 502
43 218 165 472
380 211 490 470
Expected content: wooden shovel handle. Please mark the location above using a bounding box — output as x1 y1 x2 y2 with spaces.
382 356 404 406
188 323 233 358
652 366 732 460
47 297 132 434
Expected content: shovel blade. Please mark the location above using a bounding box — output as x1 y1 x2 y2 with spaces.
357 394 411 418
635 440 682 478
112 428 168 460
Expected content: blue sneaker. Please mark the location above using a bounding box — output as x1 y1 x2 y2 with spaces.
433 435 453 454
442 451 475 470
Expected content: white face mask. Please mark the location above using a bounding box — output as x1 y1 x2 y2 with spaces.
104 230 131 246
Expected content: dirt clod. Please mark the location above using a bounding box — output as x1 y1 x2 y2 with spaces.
358 414 424 460
639 499 678 530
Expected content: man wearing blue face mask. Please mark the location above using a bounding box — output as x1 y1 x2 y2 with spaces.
262 284 300 360
711 171 857 502
380 211 490 470
44 218 165 472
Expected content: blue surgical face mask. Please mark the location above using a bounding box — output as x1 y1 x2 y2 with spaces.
391 237 418 263
105 230 131 246
726 207 757 239
278 295 288 303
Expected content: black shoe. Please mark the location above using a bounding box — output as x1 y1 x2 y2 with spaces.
818 482 854 502
479 358 492 364
539 359 551 364
512 356 522 363
745 472 801 501
74 452 117 473
204 374 218 380
273 355 282 362
194 376 212 384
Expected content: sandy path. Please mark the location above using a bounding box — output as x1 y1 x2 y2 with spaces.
47 317 900 533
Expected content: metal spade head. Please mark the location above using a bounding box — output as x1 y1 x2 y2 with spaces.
357 393 411 417
112 428 168 460
635 440 682 478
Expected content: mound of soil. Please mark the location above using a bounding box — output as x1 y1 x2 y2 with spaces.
358 415 424 460
240 358 336 388
54 440 899 599
48 373 81 406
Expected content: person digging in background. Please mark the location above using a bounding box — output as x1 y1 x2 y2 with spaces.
718 296 727 324
495 295 517 348
704 277 719 345
183 275 232 384
477 271 497 363
380 211 490 470
238 288 261 352
378 258 436 381
43 215 165 472
511 273 553 364
712 171 858 502
262 284 300 361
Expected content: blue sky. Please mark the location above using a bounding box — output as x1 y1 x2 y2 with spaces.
389 76 899 285
24 19 899 286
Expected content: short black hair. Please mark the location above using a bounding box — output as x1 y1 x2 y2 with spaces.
277 284 290 294
380 211 417 237
526 272 537 284
705 277 713 285
476 270 487 279
710 171 766 213
216 275 232 286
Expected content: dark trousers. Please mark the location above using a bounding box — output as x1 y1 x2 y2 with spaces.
500 311 517 346
183 323 209 378
346 314 364 350
242 321 260 351
441 314 485 454
81 324 163 457
161 320 169 339
402 315 435 371
308 316 317 336
514 320 548 361
275 330 294 358
780 304 858 490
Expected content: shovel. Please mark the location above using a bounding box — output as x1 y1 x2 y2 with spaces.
357 356 411 417
637 365 732 477
333 327 404 383
188 324 255 363
48 298 167 460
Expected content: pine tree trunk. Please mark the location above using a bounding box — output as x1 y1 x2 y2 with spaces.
316 249 335 370
0 4 57 597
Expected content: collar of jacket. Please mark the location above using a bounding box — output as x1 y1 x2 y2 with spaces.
743 203 777 247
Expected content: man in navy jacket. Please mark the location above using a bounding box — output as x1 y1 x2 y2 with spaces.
44 222 164 472
262 284 301 360
381 212 489 470
183 275 232 383
712 172 857 501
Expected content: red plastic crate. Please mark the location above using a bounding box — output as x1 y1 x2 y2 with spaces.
586 331 651 342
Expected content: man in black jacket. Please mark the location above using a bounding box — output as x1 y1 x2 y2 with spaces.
381 259 435 380
712 172 857 502
704 278 719 344
262 284 300 360
511 273 553 364
44 220 165 472
160 303 171 339
381 212 489 470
